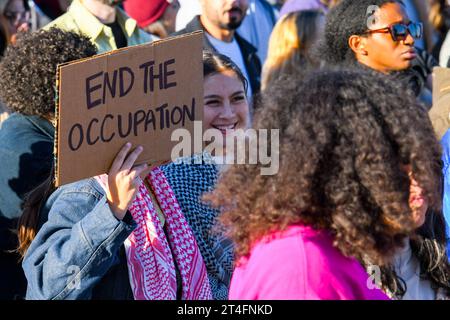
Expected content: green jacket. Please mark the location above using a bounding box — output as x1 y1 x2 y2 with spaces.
44 0 155 53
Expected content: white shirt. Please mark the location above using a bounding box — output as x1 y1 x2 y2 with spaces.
205 33 253 98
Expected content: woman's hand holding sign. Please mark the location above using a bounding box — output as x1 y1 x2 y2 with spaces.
106 142 150 220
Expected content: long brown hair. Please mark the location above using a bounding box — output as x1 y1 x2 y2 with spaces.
206 68 443 269
17 167 55 258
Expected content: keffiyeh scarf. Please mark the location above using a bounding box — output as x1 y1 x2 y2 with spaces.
96 167 212 300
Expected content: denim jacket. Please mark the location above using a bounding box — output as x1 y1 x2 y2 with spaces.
440 129 450 258
23 159 234 300
0 113 54 299
0 113 54 220
23 178 136 299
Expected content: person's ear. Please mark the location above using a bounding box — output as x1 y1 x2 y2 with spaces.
348 35 368 56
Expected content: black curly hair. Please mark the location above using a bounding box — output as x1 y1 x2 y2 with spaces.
206 67 449 297
0 27 97 117
322 0 401 65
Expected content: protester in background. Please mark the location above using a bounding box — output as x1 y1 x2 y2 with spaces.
0 28 97 300
322 0 435 108
206 68 446 299
261 10 324 90
0 0 31 122
237 0 276 65
45 0 156 53
174 0 261 98
429 0 450 62
0 0 30 55
20 52 247 300
435 0 450 66
124 0 180 39
176 0 277 68
321 1 450 299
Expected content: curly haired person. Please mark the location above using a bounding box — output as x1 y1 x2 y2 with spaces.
0 28 97 300
321 0 436 108
206 69 450 300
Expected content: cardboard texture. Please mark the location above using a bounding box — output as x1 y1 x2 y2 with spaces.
56 31 203 186
430 67 450 140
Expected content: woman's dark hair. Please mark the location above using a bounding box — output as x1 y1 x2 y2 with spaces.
17 167 55 258
205 68 448 296
0 27 97 117
322 0 401 65
203 50 248 93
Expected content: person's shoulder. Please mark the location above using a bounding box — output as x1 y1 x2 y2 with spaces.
0 114 53 146
234 32 258 53
171 15 202 37
50 178 104 202
253 225 359 279
298 227 388 299
298 226 361 272
171 28 187 37
246 225 312 265
44 12 78 32
230 225 312 299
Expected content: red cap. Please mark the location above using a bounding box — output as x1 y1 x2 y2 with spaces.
124 0 170 28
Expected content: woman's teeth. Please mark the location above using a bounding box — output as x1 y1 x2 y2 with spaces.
213 123 237 131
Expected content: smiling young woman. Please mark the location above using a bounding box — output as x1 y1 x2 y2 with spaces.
202 51 250 160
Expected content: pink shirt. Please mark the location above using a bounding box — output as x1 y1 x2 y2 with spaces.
229 225 390 300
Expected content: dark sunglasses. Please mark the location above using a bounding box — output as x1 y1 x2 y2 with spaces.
365 22 423 42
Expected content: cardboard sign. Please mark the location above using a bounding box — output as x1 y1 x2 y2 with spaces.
55 31 203 186
430 67 450 140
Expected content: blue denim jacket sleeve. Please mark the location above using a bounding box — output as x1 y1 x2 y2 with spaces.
22 179 136 300
441 130 450 258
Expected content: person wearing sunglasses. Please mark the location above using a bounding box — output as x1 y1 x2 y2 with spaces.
321 0 436 108
320 0 450 300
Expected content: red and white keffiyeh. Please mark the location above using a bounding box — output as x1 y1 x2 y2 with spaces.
96 167 212 300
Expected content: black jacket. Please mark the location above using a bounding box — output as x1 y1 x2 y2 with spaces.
173 16 261 95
